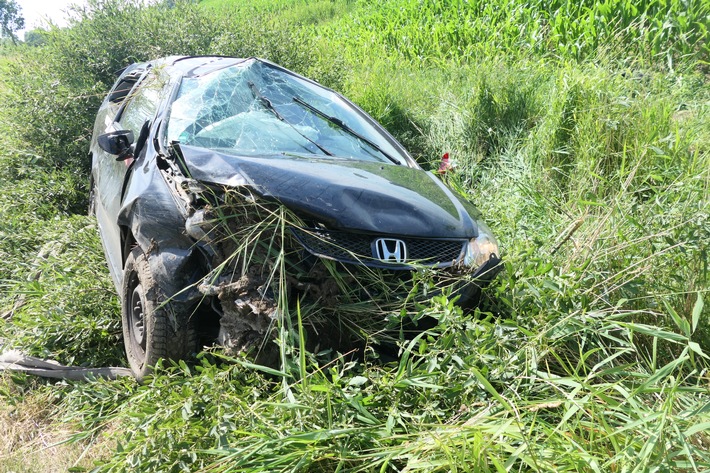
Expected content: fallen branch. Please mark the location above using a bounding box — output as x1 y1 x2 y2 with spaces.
551 217 585 255
0 350 133 381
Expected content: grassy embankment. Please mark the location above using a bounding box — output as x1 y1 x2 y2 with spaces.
0 0 708 471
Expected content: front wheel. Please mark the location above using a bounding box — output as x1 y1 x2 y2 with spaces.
121 247 196 381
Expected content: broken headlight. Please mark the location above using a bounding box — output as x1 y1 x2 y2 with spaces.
463 220 499 268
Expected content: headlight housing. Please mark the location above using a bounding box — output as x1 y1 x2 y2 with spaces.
463 221 499 268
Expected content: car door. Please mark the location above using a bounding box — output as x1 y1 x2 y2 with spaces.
94 69 161 285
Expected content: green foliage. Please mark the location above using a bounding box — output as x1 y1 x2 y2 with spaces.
0 0 708 471
318 0 709 69
22 28 47 46
16 297 709 471
0 0 320 176
1 216 123 366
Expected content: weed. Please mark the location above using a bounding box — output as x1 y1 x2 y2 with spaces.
0 0 708 471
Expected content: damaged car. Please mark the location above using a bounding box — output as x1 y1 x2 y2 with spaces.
89 56 501 380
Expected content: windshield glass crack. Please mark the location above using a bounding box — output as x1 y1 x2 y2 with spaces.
166 59 404 163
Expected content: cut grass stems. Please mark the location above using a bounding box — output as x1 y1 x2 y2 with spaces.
0 0 708 471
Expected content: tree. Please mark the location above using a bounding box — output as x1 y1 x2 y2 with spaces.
0 0 24 45
24 28 47 47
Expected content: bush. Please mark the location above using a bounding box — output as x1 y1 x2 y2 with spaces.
0 0 708 470
0 0 320 179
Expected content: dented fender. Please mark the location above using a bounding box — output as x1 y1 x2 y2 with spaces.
116 152 206 309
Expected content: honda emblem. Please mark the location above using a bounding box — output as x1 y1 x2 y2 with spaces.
374 238 407 263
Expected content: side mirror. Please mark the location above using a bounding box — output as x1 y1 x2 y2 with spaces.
98 130 135 156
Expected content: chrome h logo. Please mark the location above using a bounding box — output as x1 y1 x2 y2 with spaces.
374 238 407 263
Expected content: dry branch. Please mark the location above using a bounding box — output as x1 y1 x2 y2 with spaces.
0 350 132 381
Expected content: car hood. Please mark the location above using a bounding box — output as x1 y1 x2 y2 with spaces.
178 145 482 238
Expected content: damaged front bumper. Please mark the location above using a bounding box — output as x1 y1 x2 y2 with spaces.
175 185 503 358
452 254 503 309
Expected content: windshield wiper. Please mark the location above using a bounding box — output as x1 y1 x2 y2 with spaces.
293 96 400 165
247 81 334 157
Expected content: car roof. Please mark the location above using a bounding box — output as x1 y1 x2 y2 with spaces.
127 56 253 80
169 56 253 77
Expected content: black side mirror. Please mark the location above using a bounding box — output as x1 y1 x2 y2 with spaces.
98 130 135 156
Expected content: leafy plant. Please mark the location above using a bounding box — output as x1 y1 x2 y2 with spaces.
0 0 707 471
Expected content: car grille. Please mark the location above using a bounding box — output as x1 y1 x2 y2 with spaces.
290 227 467 269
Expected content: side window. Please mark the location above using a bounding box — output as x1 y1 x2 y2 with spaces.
119 74 161 134
107 71 141 104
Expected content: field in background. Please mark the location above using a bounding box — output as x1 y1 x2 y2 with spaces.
0 0 708 471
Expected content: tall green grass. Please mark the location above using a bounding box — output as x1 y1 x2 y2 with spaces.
317 0 709 69
0 0 708 471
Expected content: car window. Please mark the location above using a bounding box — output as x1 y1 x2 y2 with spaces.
167 60 406 164
119 73 161 134
107 68 144 104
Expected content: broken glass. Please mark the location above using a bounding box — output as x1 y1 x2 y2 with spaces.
167 59 406 163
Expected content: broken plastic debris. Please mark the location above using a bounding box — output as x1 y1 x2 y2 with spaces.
437 152 454 174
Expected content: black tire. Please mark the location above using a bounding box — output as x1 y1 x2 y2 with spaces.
121 247 197 381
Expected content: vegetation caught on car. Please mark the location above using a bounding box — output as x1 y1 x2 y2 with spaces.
0 0 707 470
90 55 502 379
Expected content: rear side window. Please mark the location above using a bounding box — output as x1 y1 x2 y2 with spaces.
107 68 145 104
108 78 137 104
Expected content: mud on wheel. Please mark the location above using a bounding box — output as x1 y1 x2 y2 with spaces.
121 247 197 381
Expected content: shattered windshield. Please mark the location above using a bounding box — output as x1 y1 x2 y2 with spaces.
167 60 405 164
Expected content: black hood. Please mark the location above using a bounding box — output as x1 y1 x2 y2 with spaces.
179 145 482 238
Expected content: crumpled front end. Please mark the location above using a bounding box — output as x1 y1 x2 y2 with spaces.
178 181 500 359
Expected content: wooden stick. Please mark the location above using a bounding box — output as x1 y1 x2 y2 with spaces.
0 350 133 381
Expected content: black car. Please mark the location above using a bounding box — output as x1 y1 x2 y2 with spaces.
89 56 501 379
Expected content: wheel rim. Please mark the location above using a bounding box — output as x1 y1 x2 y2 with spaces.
129 282 147 354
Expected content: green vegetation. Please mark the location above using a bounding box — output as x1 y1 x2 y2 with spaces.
1 0 708 471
